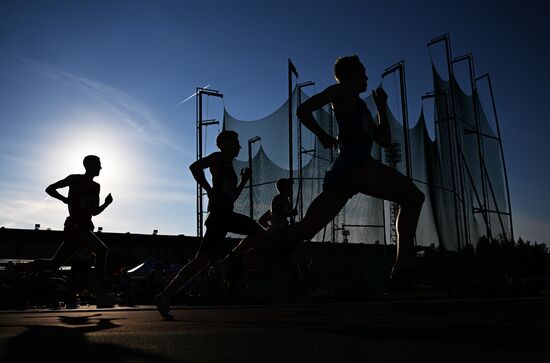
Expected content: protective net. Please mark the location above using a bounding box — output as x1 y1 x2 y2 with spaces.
431 64 510 247
224 90 384 244
221 66 510 249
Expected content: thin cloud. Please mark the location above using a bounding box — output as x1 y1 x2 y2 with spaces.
15 56 189 155
170 84 210 111
123 190 195 204
0 152 42 169
0 196 65 230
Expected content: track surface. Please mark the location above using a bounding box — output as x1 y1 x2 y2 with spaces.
1 297 549 362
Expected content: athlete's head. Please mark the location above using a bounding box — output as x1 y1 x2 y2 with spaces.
83 155 101 176
334 55 368 93
276 178 292 197
216 130 241 157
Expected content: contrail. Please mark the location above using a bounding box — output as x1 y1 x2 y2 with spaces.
171 84 210 111
124 125 147 141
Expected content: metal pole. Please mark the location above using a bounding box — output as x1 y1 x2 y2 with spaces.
329 106 336 243
382 61 413 247
422 92 462 250
482 161 508 237
428 34 468 248
444 35 469 248
197 88 203 238
399 63 412 179
297 89 303 220
381 61 412 179
453 54 491 239
248 136 261 220
195 88 223 238
288 59 298 224
476 73 514 242
468 54 491 238
248 141 253 219
297 81 315 221
288 60 294 214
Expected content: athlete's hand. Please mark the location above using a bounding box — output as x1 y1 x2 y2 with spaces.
241 167 251 182
319 133 338 149
105 193 113 205
372 87 388 112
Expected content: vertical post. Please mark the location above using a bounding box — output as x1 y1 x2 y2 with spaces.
196 88 203 238
444 35 468 249
381 61 412 246
399 62 413 179
422 91 461 251
330 107 336 243
248 136 261 220
297 89 302 220
297 81 315 221
468 55 490 238
288 59 298 223
195 88 223 238
248 142 253 219
428 34 468 248
477 73 514 242
453 54 490 238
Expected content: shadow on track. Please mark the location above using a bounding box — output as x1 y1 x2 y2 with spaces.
0 314 185 363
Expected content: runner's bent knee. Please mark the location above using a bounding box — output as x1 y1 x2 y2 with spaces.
402 183 424 208
410 184 425 206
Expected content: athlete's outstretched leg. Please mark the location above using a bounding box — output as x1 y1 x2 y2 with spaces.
79 231 110 293
162 252 211 298
264 191 347 260
293 191 348 241
237 192 346 273
154 251 210 320
348 158 424 274
230 223 267 271
15 242 77 272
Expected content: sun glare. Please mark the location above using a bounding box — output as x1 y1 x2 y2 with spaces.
45 123 138 198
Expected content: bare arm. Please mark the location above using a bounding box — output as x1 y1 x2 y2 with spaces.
372 88 391 148
297 85 340 148
189 153 216 194
235 167 250 199
92 193 113 216
45 176 72 204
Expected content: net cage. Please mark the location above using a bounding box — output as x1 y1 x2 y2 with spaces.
219 67 510 249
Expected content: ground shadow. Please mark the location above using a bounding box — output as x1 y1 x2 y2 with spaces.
0 314 185 363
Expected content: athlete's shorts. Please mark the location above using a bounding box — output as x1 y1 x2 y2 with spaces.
323 144 372 198
199 211 259 256
63 216 95 244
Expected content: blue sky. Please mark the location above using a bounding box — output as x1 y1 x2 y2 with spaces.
0 0 548 242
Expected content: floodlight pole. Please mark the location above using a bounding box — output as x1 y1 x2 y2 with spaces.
297 81 315 221
329 108 337 243
422 91 462 250
475 73 514 242
196 87 222 238
428 33 469 248
288 59 299 224
248 136 261 219
452 54 491 239
382 60 412 246
381 60 412 179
